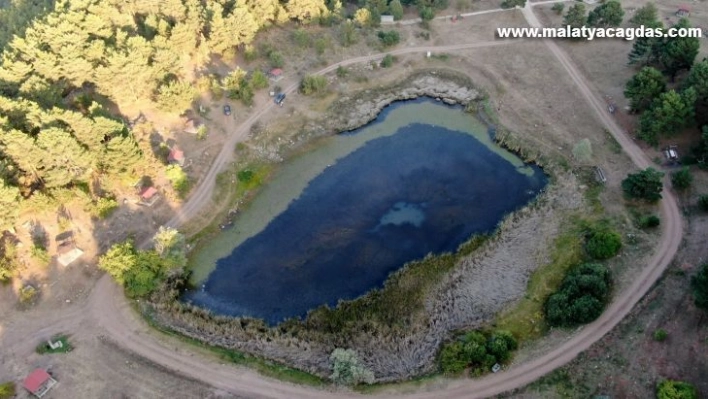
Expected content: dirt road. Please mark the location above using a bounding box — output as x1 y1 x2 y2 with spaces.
26 4 684 398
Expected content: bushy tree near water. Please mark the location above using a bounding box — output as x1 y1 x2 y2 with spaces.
329 349 374 385
585 229 622 260
439 330 518 375
545 263 611 327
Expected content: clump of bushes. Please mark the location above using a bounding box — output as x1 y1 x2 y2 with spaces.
439 330 518 376
653 329 668 342
0 382 15 399
545 263 612 327
501 0 526 8
377 30 400 47
698 195 708 211
639 214 661 229
656 380 698 399
90 196 119 219
329 348 374 385
380 54 396 68
671 167 693 190
584 224 622 260
622 167 664 202
300 75 328 96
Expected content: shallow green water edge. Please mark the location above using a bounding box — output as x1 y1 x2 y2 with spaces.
188 100 536 284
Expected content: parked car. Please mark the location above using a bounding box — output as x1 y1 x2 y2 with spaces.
223 104 231 116
274 93 286 106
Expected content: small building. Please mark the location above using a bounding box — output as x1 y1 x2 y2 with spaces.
23 369 57 398
183 118 203 134
168 147 185 166
139 186 159 207
57 243 83 267
676 6 690 17
268 68 284 82
381 15 394 24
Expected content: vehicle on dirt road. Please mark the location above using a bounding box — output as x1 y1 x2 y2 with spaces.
223 104 231 116
274 93 286 106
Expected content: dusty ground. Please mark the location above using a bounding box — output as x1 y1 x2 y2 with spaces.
0 1 700 397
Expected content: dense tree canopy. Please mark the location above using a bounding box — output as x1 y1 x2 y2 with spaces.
628 2 657 27
439 330 518 376
563 4 587 30
624 66 666 112
637 88 696 145
545 263 611 327
587 0 624 28
0 0 339 230
621 167 664 202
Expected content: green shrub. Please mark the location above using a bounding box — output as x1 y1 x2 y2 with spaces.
653 329 668 342
545 263 612 327
93 197 119 219
639 215 661 228
698 195 708 211
671 167 693 190
552 3 565 14
269 51 284 68
336 66 348 78
329 348 374 385
438 329 518 375
249 70 269 90
622 167 664 202
166 165 190 197
501 0 526 8
300 75 328 96
237 169 255 183
692 263 708 311
585 229 622 260
377 30 400 47
0 382 15 399
657 380 698 399
380 54 395 68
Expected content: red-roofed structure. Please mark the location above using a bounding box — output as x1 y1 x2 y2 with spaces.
23 369 57 398
676 5 690 17
268 68 284 82
140 186 157 200
168 147 185 166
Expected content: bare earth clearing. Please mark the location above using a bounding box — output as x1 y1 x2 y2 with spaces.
0 0 697 397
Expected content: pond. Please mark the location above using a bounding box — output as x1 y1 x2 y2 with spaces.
184 98 547 325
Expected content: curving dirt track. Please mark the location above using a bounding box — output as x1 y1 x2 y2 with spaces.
84 4 682 399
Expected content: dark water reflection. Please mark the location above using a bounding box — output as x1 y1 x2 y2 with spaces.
186 104 547 325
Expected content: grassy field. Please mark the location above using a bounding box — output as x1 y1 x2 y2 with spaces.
494 222 585 342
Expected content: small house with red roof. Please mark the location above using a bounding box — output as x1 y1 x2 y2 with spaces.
676 5 690 17
168 147 185 166
139 186 159 207
23 369 57 398
268 68 284 82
